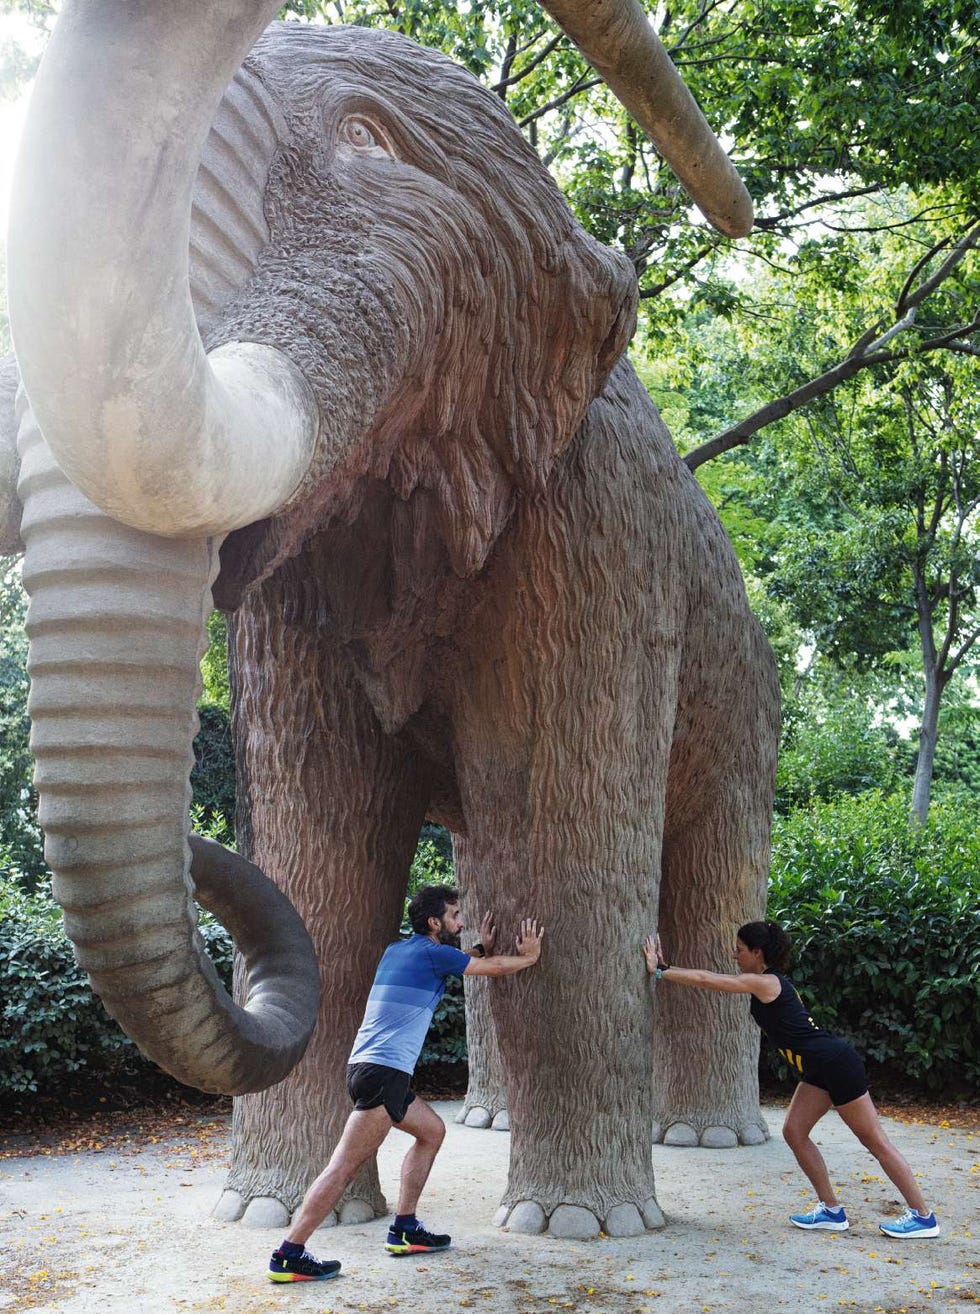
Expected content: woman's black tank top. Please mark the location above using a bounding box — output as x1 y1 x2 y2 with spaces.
750 970 845 1074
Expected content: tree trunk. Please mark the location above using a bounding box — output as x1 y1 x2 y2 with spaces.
214 557 432 1226
911 665 942 825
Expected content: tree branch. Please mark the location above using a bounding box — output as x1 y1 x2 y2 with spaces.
753 186 884 230
946 624 980 674
897 222 980 315
684 230 980 470
518 74 602 127
492 33 563 94
639 244 720 298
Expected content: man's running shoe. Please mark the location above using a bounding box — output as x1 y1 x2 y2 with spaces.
385 1220 452 1255
269 1246 342 1282
789 1203 849 1231
878 1208 940 1238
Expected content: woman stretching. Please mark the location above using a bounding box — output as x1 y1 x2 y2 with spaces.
644 921 939 1238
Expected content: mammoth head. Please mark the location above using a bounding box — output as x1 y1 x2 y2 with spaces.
207 24 639 578
4 0 749 1097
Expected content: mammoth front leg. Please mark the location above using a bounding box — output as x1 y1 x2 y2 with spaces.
455 837 666 1239
453 565 682 1237
214 577 432 1228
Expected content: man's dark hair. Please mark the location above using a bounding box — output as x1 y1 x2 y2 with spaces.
407 885 459 935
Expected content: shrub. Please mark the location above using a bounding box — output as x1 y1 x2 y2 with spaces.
190 704 236 842
0 883 144 1098
767 790 980 1091
0 881 233 1103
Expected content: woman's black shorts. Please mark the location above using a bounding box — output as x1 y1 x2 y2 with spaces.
346 1062 416 1123
802 1040 868 1107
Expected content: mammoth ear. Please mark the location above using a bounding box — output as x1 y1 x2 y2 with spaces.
529 226 639 468
190 60 289 334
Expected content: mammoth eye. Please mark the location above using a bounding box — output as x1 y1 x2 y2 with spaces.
339 115 392 157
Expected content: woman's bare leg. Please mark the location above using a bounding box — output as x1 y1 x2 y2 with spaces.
782 1082 838 1205
835 1093 929 1214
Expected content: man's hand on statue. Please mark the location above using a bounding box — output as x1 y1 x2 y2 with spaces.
480 909 497 957
516 919 544 961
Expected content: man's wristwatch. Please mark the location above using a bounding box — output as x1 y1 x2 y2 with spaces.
471 943 486 958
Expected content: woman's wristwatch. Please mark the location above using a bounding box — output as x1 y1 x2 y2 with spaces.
655 961 670 980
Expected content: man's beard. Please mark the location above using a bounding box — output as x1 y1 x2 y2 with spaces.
438 928 461 947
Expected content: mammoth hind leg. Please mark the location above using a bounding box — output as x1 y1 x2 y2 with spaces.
653 656 778 1149
653 799 771 1148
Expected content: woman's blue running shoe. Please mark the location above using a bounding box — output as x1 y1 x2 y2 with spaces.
789 1203 849 1231
878 1208 940 1238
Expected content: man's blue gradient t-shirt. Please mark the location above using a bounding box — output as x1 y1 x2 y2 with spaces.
348 935 470 1075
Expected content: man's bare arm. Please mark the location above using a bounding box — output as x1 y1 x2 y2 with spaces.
464 919 544 977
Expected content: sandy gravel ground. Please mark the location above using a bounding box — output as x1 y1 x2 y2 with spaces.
0 1100 976 1314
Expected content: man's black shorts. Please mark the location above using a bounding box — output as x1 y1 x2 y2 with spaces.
346 1063 416 1123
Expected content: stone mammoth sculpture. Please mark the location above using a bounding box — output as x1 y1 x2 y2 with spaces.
2 0 778 1239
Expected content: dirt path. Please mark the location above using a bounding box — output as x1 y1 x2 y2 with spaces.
0 1100 976 1313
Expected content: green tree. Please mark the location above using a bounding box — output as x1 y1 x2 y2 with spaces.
680 221 979 820
769 360 978 820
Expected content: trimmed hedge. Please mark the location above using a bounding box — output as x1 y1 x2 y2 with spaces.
767 790 980 1091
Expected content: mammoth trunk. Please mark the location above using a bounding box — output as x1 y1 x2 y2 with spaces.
16 403 316 1094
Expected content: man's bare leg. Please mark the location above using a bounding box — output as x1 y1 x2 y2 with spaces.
287 1106 393 1245
393 1098 447 1217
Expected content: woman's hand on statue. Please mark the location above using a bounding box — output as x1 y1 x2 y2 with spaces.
643 935 658 974
643 934 667 973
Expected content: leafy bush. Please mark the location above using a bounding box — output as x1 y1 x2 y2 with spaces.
0 881 233 1103
767 790 980 1091
0 883 145 1098
0 563 46 888
190 704 236 842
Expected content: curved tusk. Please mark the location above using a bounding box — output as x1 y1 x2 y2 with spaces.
539 0 753 238
7 0 316 540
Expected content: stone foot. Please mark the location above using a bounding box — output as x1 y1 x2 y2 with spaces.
455 1101 509 1130
494 1196 665 1240
651 1118 769 1148
212 1188 384 1228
